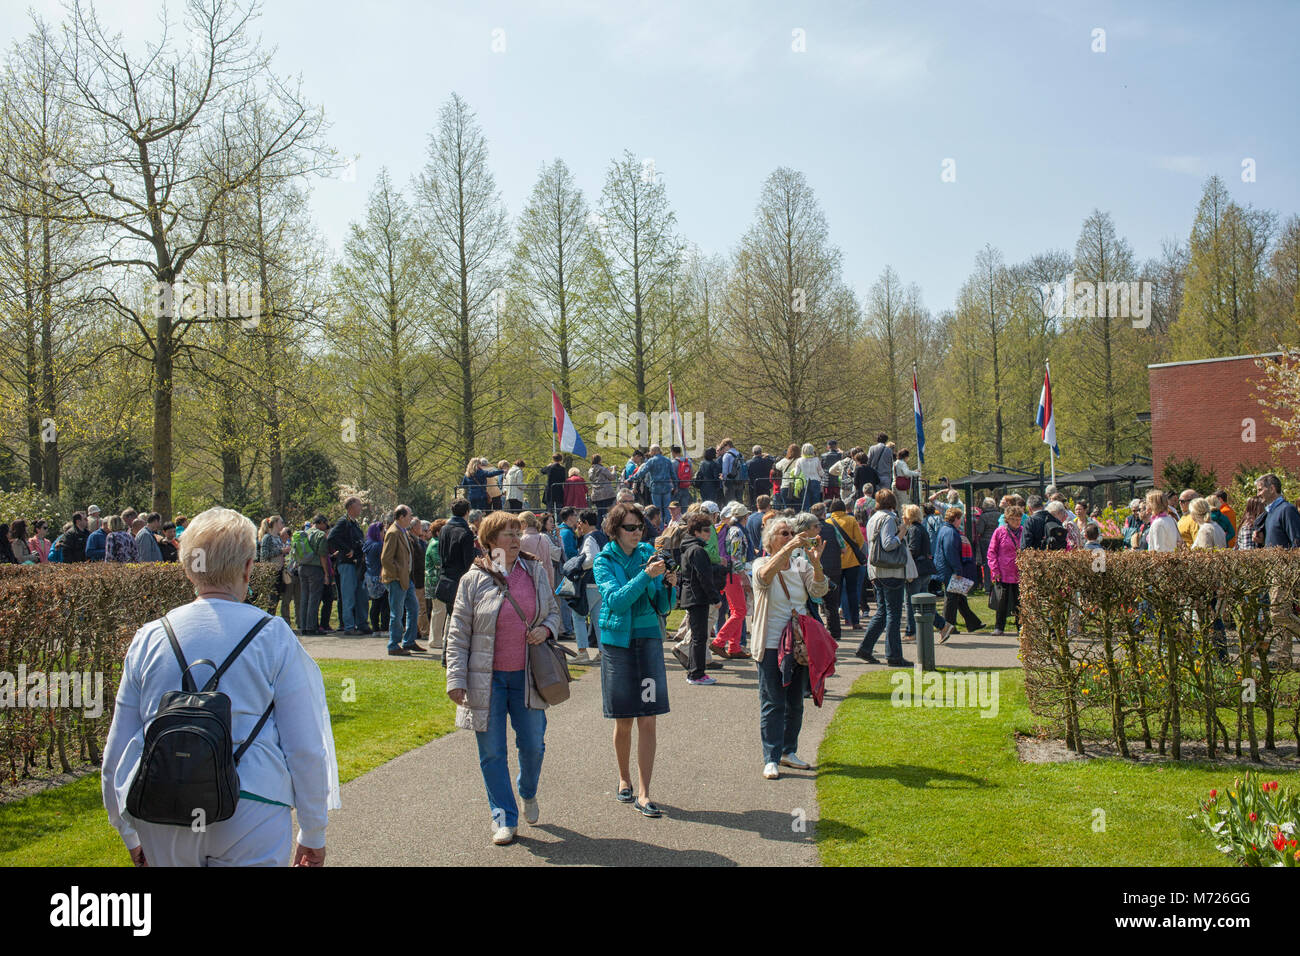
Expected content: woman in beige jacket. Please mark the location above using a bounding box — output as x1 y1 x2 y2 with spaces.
445 511 563 845
749 516 827 780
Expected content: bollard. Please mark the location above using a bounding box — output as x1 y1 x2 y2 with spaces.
912 591 938 672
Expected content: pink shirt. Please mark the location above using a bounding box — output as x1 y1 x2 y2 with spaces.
493 562 536 672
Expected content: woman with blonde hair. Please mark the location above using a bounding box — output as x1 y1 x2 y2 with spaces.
459 458 503 512
445 510 562 845
485 459 506 511
101 506 339 866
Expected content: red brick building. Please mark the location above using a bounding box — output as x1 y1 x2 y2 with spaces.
1148 352 1300 487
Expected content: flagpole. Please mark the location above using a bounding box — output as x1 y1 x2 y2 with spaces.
911 360 922 501
1046 359 1056 487
550 383 557 458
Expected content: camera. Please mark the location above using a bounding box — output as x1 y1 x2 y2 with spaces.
653 549 679 572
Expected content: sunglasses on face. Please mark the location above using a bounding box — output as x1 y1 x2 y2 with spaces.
620 523 643 532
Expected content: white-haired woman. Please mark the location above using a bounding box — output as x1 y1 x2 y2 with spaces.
749 515 826 780
101 507 339 867
791 443 826 512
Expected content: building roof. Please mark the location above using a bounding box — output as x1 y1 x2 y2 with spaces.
1148 351 1284 370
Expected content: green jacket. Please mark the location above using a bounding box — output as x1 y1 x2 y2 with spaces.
593 540 675 648
424 537 441 582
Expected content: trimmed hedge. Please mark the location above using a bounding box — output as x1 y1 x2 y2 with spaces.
0 563 280 787
1018 550 1300 760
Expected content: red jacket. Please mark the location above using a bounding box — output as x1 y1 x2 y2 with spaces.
563 475 588 509
778 611 838 706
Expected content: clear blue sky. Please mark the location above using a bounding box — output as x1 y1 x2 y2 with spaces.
5 0 1298 311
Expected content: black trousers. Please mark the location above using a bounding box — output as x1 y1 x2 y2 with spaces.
320 580 335 629
687 603 711 680
993 581 1020 631
943 590 982 631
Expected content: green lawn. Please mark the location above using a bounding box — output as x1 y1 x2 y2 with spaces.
815 667 1300 866
0 659 456 867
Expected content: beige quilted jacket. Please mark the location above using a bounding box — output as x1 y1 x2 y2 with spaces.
444 555 563 732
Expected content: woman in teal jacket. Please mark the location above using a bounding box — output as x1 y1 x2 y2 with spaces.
593 502 677 818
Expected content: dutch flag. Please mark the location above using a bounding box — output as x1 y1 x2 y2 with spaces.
913 370 925 466
1036 367 1059 456
552 388 587 458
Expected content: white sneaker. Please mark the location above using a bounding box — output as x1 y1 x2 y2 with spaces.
492 825 517 845
523 797 539 825
780 753 811 770
762 762 780 780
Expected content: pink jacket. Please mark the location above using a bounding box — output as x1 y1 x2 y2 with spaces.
985 524 1021 584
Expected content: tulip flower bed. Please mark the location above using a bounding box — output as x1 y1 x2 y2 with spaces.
1018 550 1300 760
0 563 281 788
1191 773 1300 866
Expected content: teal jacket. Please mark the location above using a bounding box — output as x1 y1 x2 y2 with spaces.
593 540 676 648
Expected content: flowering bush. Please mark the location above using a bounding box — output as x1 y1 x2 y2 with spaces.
1191 772 1300 867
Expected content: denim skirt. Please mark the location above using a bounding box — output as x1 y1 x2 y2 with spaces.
600 637 670 718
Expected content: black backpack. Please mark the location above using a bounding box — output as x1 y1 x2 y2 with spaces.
1045 519 1068 551
125 614 275 827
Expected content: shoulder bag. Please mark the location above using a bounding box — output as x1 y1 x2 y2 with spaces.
775 572 810 666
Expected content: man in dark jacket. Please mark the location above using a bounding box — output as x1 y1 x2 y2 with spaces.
541 453 568 514
328 495 370 635
746 446 774 507
820 441 844 501
62 512 89 562
1019 495 1063 551
675 512 722 684
1255 473 1300 664
436 498 478 618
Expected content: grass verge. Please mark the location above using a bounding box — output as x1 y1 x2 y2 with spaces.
815 667 1300 865
0 658 455 867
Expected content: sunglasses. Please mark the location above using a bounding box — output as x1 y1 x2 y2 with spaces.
620 523 643 532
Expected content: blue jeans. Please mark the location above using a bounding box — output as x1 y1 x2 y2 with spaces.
905 576 946 635
572 584 602 650
651 488 672 516
800 479 821 512
387 580 419 649
861 577 905 662
475 669 547 828
338 562 368 630
840 565 863 628
757 647 805 765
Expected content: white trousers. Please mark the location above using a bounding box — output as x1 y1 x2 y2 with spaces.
133 798 293 867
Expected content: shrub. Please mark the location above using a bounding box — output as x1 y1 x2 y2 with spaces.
1018 549 1300 759
0 562 280 788
1161 455 1217 496
1190 772 1300 866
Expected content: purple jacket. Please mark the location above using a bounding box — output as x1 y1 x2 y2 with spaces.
986 524 1022 584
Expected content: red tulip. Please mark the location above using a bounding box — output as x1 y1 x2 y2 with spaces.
1209 789 1217 798
1249 812 1257 822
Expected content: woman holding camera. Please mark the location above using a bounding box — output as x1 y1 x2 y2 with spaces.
593 502 677 817
749 517 826 780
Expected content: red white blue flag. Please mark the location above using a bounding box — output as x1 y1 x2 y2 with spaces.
1036 367 1059 456
913 370 925 466
552 389 587 458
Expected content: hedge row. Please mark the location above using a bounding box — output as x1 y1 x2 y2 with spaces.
0 562 280 788
1018 550 1300 760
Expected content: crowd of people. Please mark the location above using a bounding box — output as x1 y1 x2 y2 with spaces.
32 431 1300 861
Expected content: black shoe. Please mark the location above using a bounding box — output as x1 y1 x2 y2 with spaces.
634 799 662 818
359 627 374 635
388 647 411 656
343 628 364 636
404 642 426 652
853 648 879 664
885 658 910 667
616 785 635 803
705 660 724 670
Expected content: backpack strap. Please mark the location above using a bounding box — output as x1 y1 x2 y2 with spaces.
234 700 276 764
161 614 197 693
203 615 275 692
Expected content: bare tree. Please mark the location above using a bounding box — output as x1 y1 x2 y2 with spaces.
53 0 330 514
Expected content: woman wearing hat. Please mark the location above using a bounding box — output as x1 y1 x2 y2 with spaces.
711 501 753 659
